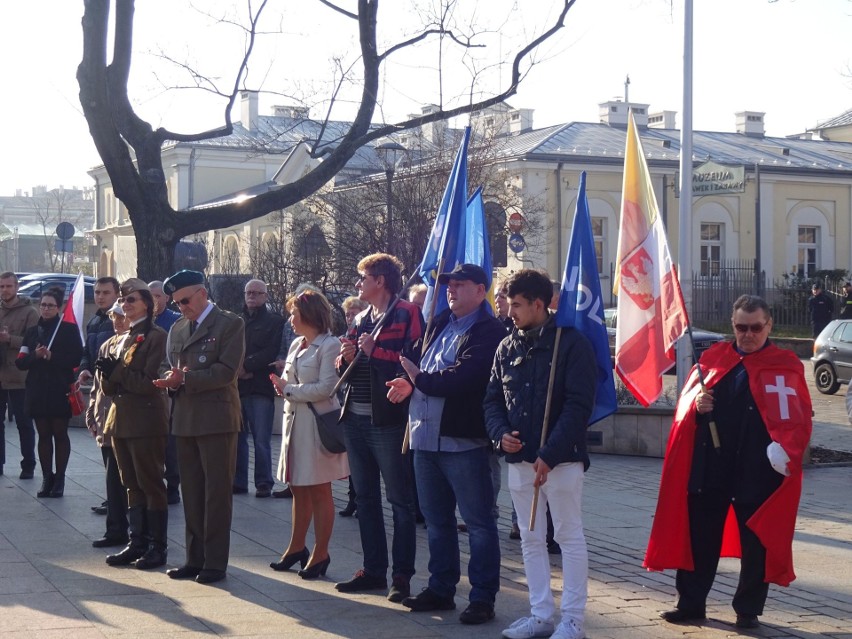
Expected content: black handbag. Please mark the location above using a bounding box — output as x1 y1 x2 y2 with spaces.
307 401 346 454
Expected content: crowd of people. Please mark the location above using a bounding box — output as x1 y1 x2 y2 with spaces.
0 254 814 637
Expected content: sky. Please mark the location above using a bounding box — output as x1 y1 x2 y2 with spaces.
0 0 849 197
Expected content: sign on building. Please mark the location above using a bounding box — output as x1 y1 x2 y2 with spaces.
691 160 745 196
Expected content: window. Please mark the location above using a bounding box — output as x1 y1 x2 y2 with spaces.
797 226 818 277
700 223 722 276
591 217 605 273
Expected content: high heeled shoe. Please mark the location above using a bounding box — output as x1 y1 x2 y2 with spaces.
269 547 309 572
298 555 330 580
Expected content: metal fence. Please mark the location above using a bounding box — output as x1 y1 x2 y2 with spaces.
690 260 845 331
604 260 844 332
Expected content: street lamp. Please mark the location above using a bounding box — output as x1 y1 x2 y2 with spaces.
375 141 405 255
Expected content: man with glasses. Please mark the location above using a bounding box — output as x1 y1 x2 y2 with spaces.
154 270 245 585
0 272 39 479
234 279 284 498
335 253 423 604
648 295 812 631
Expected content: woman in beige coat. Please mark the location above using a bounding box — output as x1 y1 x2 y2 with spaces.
270 289 348 579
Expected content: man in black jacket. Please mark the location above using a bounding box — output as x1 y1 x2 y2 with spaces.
235 279 284 498
484 269 596 639
388 264 505 625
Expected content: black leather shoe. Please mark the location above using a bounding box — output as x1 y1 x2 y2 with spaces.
402 587 456 612
48 476 65 498
92 505 108 515
660 609 706 623
167 491 181 505
735 614 759 629
134 547 168 570
167 565 202 580
196 569 226 584
298 555 330 580
273 486 293 498
387 575 410 603
92 536 129 548
459 601 495 625
270 547 309 572
19 467 35 480
338 501 357 517
105 545 146 566
255 487 272 498
37 473 55 498
335 569 387 593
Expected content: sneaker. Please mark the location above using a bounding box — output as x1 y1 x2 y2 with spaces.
387 575 410 603
502 616 555 639
335 569 387 593
551 618 584 639
402 587 456 612
459 600 495 625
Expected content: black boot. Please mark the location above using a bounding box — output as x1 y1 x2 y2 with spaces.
134 509 168 569
49 475 65 498
106 506 147 566
37 472 55 498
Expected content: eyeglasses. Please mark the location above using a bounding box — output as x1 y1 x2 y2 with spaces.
39 303 57 309
244 290 267 296
118 295 141 304
734 322 768 334
175 288 203 306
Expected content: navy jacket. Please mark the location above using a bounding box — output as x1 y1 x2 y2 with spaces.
238 304 285 398
81 309 114 374
412 301 506 439
484 313 597 470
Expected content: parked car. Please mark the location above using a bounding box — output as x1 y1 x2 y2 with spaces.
16 274 98 324
811 319 852 395
604 308 726 372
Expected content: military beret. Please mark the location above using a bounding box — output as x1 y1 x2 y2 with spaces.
120 278 150 296
163 270 205 295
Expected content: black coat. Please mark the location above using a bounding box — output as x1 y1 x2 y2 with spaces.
238 305 285 398
17 317 85 419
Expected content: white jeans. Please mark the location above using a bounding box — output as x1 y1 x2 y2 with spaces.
508 461 588 624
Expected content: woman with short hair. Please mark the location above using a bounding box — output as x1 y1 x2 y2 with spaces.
270 289 348 579
16 286 84 498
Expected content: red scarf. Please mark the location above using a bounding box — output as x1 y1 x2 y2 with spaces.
643 340 812 586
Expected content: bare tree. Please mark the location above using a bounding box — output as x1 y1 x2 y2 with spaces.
77 0 577 280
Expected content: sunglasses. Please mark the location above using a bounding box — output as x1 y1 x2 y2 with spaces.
176 288 203 306
734 322 768 334
118 295 141 304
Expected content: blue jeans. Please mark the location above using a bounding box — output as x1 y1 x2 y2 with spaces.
0 389 36 471
235 395 275 490
344 414 416 579
415 446 500 603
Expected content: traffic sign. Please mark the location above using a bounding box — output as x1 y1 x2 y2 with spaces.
55 222 75 240
507 212 524 233
508 233 526 253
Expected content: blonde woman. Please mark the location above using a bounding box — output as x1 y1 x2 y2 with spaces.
270 289 348 579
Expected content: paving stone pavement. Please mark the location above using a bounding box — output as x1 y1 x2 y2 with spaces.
1 407 850 638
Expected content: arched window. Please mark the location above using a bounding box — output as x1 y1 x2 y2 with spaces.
485 202 507 268
222 235 240 273
300 224 331 281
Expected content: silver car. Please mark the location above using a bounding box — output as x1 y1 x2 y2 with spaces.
811 319 852 394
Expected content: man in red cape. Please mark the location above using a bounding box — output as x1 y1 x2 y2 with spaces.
645 295 812 630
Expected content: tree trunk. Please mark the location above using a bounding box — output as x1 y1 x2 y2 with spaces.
129 201 178 282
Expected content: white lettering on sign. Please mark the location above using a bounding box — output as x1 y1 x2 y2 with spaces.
765 375 796 420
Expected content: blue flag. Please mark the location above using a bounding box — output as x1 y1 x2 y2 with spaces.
555 171 617 425
418 127 472 317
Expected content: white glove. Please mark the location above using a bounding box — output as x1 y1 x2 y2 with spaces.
767 441 791 477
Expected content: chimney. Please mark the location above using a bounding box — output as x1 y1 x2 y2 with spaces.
648 110 677 129
509 108 534 134
418 104 447 145
735 111 765 137
599 100 649 127
241 91 259 131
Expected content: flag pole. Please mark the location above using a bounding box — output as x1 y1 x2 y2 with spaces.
529 326 562 531
46 316 62 350
683 321 721 453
